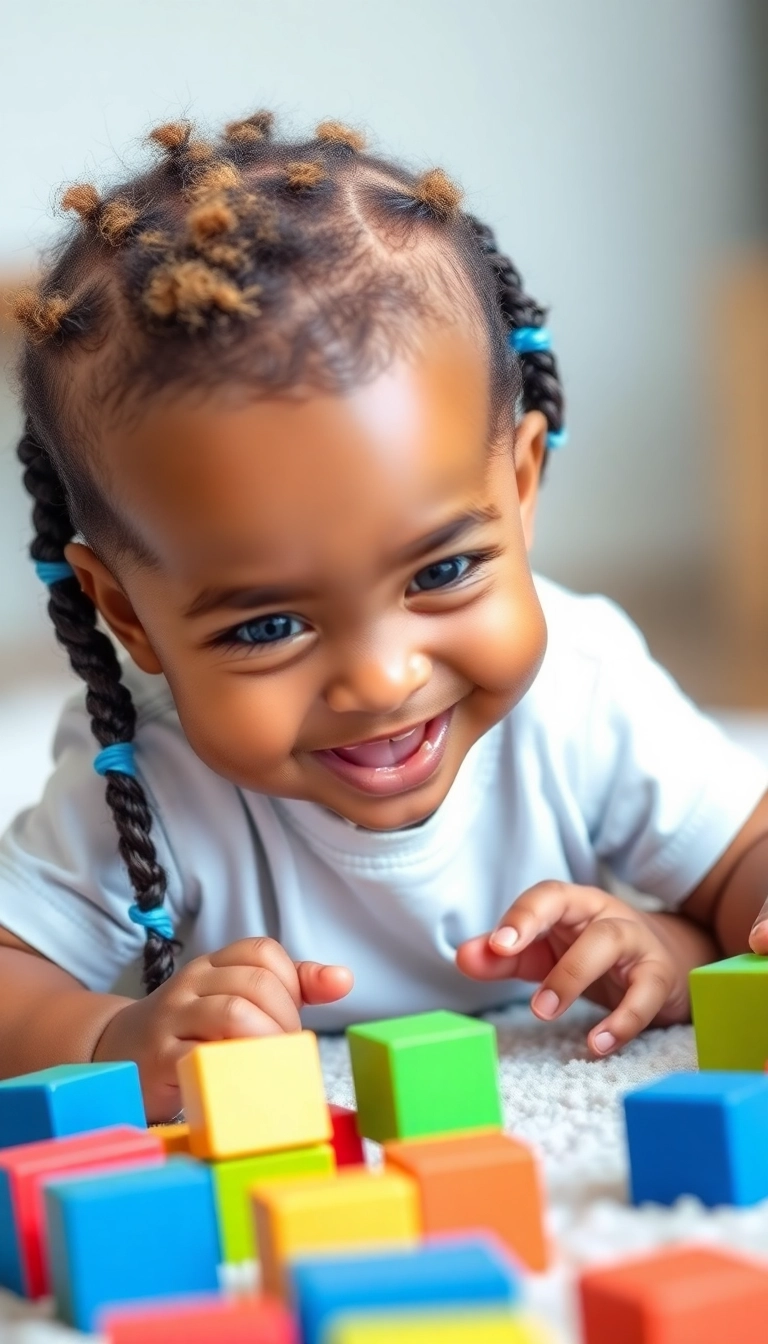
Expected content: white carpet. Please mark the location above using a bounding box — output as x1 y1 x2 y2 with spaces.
2 688 768 1340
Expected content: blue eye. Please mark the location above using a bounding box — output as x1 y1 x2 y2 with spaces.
410 555 472 593
233 614 304 645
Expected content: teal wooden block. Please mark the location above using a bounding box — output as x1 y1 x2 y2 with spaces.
347 1011 503 1143
0 1062 146 1149
690 955 768 1071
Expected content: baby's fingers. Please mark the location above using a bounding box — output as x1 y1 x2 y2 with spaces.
175 994 284 1042
487 882 609 957
586 961 675 1057
530 917 669 1022
749 899 768 953
296 962 354 1006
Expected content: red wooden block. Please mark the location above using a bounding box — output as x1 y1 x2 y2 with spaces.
329 1104 365 1167
579 1243 768 1343
103 1293 298 1343
0 1125 164 1299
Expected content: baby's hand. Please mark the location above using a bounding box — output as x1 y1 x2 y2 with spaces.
456 882 681 1058
94 937 353 1123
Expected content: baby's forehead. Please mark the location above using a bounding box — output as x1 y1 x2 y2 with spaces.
95 328 499 575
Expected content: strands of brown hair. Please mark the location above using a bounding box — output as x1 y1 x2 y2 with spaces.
413 169 463 221
13 289 73 342
315 120 366 152
285 161 326 191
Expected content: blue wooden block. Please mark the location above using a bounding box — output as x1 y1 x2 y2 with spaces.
624 1071 768 1207
0 1063 146 1149
44 1157 220 1332
290 1236 520 1344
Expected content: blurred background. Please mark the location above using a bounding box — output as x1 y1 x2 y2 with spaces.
1 0 768 828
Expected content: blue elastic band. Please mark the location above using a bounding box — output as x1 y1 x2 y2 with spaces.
94 743 136 777
128 903 174 940
34 560 75 585
546 428 569 451
509 326 552 354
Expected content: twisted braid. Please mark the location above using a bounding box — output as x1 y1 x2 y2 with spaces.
17 422 176 993
468 216 565 442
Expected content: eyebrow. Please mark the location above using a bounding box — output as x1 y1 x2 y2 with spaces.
183 504 502 620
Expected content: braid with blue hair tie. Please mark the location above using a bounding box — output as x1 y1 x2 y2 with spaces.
467 216 567 463
17 421 177 992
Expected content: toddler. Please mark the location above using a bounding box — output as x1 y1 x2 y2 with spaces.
3 111 768 1122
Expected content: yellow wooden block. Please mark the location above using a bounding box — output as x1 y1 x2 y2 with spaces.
253 1168 420 1298
149 1122 191 1154
327 1310 556 1342
177 1031 331 1160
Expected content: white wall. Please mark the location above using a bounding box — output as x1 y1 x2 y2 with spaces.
0 0 764 655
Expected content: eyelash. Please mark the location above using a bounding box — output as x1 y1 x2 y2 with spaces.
211 549 500 653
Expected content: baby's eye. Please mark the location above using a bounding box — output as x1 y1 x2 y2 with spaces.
408 554 473 593
232 614 305 645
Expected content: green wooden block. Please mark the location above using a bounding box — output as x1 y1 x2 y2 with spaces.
347 1011 503 1143
210 1141 335 1263
690 954 768 1070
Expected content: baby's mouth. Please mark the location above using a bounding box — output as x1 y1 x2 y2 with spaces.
312 710 454 797
329 721 427 769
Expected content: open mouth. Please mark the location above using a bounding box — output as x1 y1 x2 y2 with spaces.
313 709 454 796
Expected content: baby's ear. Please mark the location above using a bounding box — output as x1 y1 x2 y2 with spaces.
513 411 548 550
64 542 164 675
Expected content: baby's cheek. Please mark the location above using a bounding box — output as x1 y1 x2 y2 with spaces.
457 583 547 700
171 673 301 786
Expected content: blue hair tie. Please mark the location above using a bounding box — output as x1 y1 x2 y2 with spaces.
94 743 136 777
34 560 75 585
128 903 174 941
546 428 569 451
509 326 552 355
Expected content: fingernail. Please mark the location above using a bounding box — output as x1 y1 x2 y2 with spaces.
533 988 559 1018
593 1031 617 1054
490 927 518 953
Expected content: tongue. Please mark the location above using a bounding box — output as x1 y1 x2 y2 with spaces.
332 723 426 769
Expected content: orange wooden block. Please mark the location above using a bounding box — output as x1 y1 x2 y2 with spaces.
149 1123 190 1155
579 1243 768 1343
384 1130 548 1272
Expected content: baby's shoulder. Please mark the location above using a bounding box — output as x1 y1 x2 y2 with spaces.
533 573 648 673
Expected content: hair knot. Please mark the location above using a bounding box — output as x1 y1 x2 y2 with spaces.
412 169 463 221
98 197 142 246
285 160 326 191
12 287 74 342
147 120 192 154
225 110 274 146
315 120 366 152
142 259 260 329
60 183 102 223
186 161 242 204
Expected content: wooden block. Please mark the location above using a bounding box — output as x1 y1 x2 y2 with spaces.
253 1168 420 1298
0 1062 146 1149
347 1012 503 1143
326 1310 555 1342
103 1293 298 1343
329 1104 365 1167
579 1243 768 1343
291 1237 520 1344
0 1125 164 1299
384 1131 548 1270
177 1032 331 1160
690 954 768 1070
624 1071 768 1206
149 1123 190 1155
211 1143 335 1263
44 1157 220 1332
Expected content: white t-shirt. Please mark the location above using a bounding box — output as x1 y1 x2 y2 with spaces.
0 576 764 1027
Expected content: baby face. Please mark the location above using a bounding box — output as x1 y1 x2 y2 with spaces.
70 324 547 830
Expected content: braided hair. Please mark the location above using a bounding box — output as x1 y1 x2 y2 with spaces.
13 111 565 994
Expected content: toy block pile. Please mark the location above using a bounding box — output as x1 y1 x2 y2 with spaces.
0 1008 555 1341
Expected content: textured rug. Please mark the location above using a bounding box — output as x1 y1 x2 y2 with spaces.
5 1002 768 1343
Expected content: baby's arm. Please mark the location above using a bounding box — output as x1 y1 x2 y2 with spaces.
677 791 768 954
0 926 352 1123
